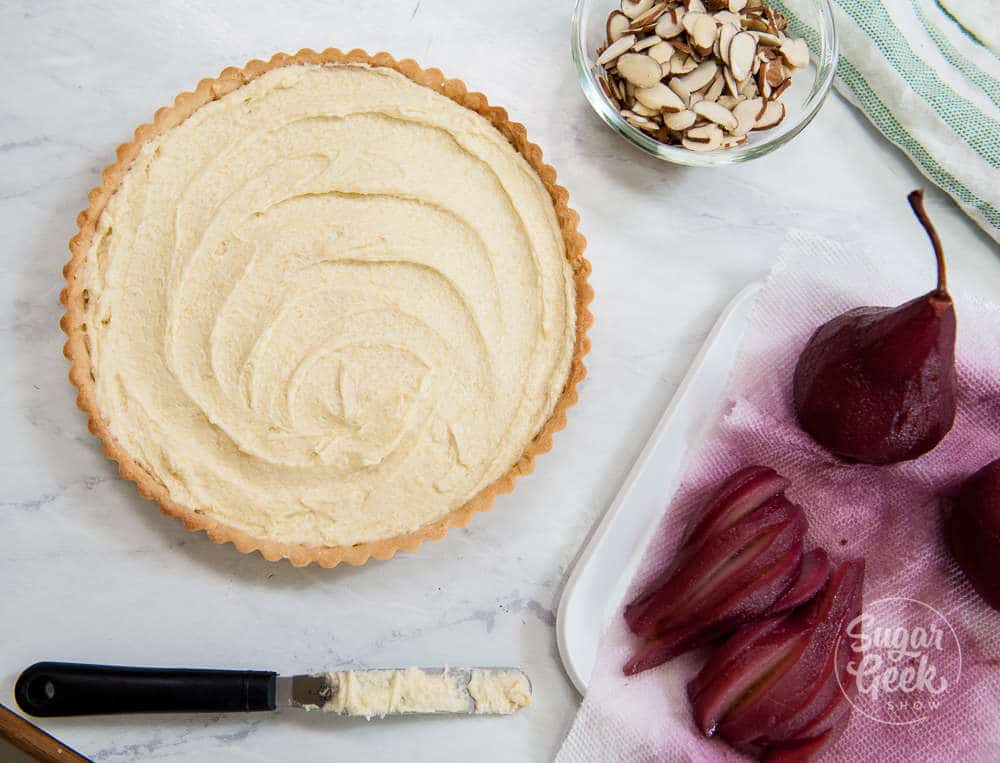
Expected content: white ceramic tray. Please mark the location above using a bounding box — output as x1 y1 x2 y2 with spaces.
556 282 763 695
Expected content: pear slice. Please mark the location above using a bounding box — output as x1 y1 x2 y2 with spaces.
716 560 864 745
691 621 813 736
683 466 790 554
772 548 832 612
625 497 805 639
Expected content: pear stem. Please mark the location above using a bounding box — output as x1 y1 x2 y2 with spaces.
907 189 948 296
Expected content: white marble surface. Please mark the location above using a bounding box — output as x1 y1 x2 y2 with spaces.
1 1 998 761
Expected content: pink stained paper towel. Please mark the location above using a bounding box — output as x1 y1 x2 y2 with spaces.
557 230 1000 763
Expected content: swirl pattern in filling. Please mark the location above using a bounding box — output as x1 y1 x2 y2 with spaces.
83 64 576 546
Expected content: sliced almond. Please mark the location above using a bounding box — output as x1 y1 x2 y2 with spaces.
779 37 810 68
770 77 791 100
628 1 669 31
633 35 663 51
720 133 747 148
718 23 739 65
664 109 697 130
608 76 625 101
753 99 785 129
765 61 786 87
672 53 698 74
635 120 661 133
597 34 637 66
682 123 723 151
723 65 739 96
654 8 684 38
634 81 687 112
616 53 664 87
729 0 747 10
693 99 738 130
738 76 758 98
704 71 725 101
759 72 771 99
671 38 695 56
686 0 707 12
741 15 770 31
654 125 678 144
714 10 742 26
675 58 718 91
688 91 705 106
717 94 743 109
598 75 614 102
631 101 660 117
607 10 631 43
668 76 692 103
755 31 783 47
732 96 763 134
609 81 625 109
691 14 719 55
621 0 655 20
764 6 783 32
621 109 658 132
648 41 675 63
728 31 756 81
682 11 707 36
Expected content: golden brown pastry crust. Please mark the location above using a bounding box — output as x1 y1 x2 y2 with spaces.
61 48 593 567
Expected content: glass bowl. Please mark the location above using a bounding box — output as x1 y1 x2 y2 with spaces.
571 0 838 165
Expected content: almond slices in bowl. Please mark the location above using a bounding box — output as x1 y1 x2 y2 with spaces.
595 0 810 151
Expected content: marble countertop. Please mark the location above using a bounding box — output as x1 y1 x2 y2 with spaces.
1 1 998 761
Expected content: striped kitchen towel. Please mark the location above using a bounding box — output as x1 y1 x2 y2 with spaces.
780 0 1000 243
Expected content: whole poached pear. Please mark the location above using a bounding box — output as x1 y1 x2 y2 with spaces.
793 190 957 464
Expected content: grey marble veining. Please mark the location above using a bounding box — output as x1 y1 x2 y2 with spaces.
1 1 998 761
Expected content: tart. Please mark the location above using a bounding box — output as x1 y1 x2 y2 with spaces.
61 49 592 567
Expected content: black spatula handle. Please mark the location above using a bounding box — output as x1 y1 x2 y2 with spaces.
15 662 277 717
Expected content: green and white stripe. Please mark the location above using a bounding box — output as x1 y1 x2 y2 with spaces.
779 0 1000 243
912 2 999 107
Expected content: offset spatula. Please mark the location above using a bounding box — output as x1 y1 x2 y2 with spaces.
15 662 530 718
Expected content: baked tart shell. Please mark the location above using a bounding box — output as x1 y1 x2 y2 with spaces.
61 48 593 568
